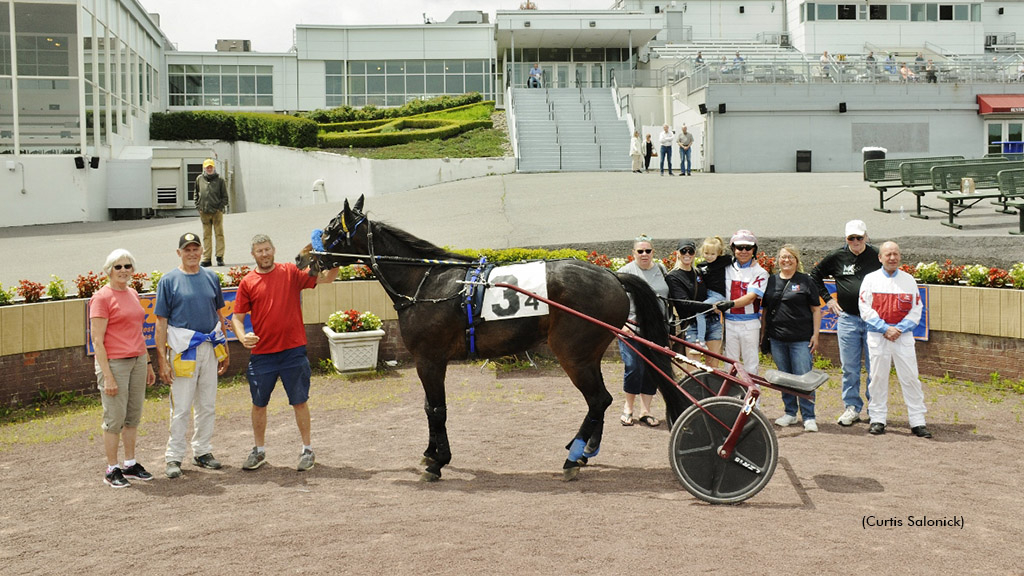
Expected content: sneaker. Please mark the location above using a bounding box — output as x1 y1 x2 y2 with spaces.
242 447 267 471
869 422 886 435
104 467 130 488
193 453 222 469
837 406 862 427
297 448 315 472
121 462 153 481
774 414 799 427
911 425 933 439
165 461 182 478
803 419 818 432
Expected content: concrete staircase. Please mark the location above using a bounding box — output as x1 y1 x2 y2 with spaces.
512 87 631 173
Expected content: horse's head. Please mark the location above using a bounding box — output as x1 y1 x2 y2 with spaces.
296 195 369 274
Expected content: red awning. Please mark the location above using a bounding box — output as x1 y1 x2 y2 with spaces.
977 94 1024 114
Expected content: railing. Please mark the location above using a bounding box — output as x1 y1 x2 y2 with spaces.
506 84 519 171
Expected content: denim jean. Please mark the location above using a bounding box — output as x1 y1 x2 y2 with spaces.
618 339 656 395
836 312 871 413
770 339 815 420
659 145 673 173
680 146 692 174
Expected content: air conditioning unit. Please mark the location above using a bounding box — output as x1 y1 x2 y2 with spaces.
986 35 998 47
779 32 791 47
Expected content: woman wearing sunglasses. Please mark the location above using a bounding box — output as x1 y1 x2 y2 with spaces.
666 239 731 361
723 230 769 375
89 249 156 488
617 235 669 427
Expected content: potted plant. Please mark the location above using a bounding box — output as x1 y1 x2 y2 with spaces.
323 309 385 373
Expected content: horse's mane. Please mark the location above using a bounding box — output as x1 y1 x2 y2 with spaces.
374 219 476 262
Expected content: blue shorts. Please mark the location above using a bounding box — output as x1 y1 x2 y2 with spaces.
247 346 311 407
684 315 723 343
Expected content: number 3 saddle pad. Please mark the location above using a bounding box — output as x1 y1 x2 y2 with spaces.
480 261 549 321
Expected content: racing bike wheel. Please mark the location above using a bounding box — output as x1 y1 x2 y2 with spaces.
677 369 746 402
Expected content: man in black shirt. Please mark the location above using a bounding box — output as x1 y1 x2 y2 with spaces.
809 220 881 427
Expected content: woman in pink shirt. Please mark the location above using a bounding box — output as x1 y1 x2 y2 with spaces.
90 249 156 487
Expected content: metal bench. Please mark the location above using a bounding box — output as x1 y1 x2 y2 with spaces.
865 155 963 213
1005 199 1024 235
931 164 1024 229
902 158 1013 218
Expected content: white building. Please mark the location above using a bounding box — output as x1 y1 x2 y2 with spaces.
4 0 1024 226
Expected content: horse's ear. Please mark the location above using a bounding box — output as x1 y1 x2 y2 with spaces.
353 195 364 214
342 198 351 214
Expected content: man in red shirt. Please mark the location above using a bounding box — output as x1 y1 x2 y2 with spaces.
231 234 339 471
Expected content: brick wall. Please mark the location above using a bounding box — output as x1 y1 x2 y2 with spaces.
2 325 1020 407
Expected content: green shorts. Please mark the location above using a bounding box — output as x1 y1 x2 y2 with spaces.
98 355 148 434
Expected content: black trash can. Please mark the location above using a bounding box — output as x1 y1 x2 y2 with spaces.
796 150 812 172
862 146 886 163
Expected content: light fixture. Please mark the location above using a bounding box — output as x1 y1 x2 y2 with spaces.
90 156 100 169
74 156 86 169
718 103 727 114
524 21 531 27
739 6 745 13
839 102 847 113
589 21 596 27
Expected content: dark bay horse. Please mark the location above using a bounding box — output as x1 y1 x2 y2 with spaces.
298 196 687 481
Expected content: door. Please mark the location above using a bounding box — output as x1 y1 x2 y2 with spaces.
987 120 1024 155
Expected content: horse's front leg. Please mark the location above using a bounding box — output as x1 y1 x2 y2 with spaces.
417 360 451 482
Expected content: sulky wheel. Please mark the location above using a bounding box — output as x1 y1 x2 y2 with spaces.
668 396 778 505
677 370 746 402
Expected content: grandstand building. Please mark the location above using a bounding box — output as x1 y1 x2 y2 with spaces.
4 0 1024 225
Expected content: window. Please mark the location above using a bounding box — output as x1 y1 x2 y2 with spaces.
890 4 909 19
939 4 953 19
869 4 887 19
167 62 274 108
954 4 968 19
817 4 837 19
837 4 857 19
804 2 815 21
910 3 927 20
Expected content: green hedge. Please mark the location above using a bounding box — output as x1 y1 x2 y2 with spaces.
319 102 494 135
450 247 589 264
302 93 483 124
150 111 319 148
318 119 492 148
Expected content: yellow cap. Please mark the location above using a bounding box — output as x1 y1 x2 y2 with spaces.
203 158 215 168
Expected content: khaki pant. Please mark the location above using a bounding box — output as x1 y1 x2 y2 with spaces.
200 211 225 261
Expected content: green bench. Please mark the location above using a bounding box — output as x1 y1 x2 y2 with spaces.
931 164 1024 229
899 157 1009 218
865 155 963 213
1005 199 1024 235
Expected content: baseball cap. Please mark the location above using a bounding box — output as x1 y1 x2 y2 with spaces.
845 219 867 237
677 238 696 251
203 158 215 168
730 229 757 246
178 232 201 249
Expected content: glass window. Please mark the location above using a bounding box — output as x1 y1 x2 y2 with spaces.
349 61 366 74
169 75 184 94
817 4 836 19
256 95 272 106
256 75 272 94
971 3 980 21
1010 123 1023 143
366 94 386 106
890 4 909 19
425 75 444 93
954 4 968 19
445 60 464 73
325 61 343 74
386 95 404 106
407 75 424 93
350 95 366 106
222 95 238 106
186 75 202 94
256 65 272 74
518 48 539 62
221 75 238 94
465 60 484 73
539 48 570 61
348 76 365 94
239 94 255 106
425 60 444 74
238 65 256 74
926 3 938 20
446 75 464 93
804 2 815 21
466 74 484 93
203 65 219 74
366 61 385 74
386 61 405 74
326 76 343 93
239 75 255 94
204 75 220 93
910 3 927 20
168 64 184 74
939 4 953 19
869 4 887 19
837 4 857 19
367 75 385 94
221 65 238 74
386 75 404 93
988 123 1003 155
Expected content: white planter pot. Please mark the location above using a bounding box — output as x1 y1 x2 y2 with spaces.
323 326 385 373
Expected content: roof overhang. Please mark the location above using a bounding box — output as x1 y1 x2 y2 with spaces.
977 94 1024 114
495 10 663 51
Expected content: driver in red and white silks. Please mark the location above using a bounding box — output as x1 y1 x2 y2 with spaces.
723 230 768 375
858 241 928 432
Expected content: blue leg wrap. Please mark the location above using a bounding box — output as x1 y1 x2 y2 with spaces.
583 442 600 459
567 438 587 462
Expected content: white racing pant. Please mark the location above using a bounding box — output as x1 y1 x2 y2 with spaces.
866 332 927 428
724 319 761 375
165 341 219 462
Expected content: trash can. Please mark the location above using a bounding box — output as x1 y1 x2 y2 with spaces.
862 146 887 163
796 150 812 172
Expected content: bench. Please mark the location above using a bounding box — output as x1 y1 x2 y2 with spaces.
902 158 1013 218
865 155 964 213
931 164 1024 229
1005 199 1024 235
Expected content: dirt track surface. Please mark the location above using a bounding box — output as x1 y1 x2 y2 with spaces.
2 362 1023 575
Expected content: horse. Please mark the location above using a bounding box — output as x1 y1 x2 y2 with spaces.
297 196 688 482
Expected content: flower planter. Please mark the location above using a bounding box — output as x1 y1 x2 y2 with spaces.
322 326 385 373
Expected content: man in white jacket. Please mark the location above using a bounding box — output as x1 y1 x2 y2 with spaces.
858 241 931 438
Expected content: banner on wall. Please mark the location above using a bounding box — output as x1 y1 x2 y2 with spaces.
86 287 252 355
819 280 929 341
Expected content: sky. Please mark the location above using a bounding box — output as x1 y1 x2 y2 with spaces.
137 0 614 53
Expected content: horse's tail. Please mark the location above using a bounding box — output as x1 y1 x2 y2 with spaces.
617 273 691 427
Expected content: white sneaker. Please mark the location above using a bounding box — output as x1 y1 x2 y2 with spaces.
774 414 799 427
837 406 861 427
803 419 818 432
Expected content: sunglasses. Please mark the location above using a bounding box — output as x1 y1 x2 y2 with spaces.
113 263 134 270
636 249 653 254
679 247 695 255
847 235 865 241
733 245 754 251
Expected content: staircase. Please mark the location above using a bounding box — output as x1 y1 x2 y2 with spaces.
512 87 631 173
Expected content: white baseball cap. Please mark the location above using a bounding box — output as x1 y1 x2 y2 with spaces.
845 220 867 237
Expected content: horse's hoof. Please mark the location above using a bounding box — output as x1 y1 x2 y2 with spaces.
562 466 580 482
420 456 437 467
420 471 441 483
577 456 589 466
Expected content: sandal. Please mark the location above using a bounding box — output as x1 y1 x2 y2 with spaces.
620 412 635 426
638 414 661 427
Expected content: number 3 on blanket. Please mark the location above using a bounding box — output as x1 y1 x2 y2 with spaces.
481 262 549 321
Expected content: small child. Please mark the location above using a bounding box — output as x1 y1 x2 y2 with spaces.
696 236 733 344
